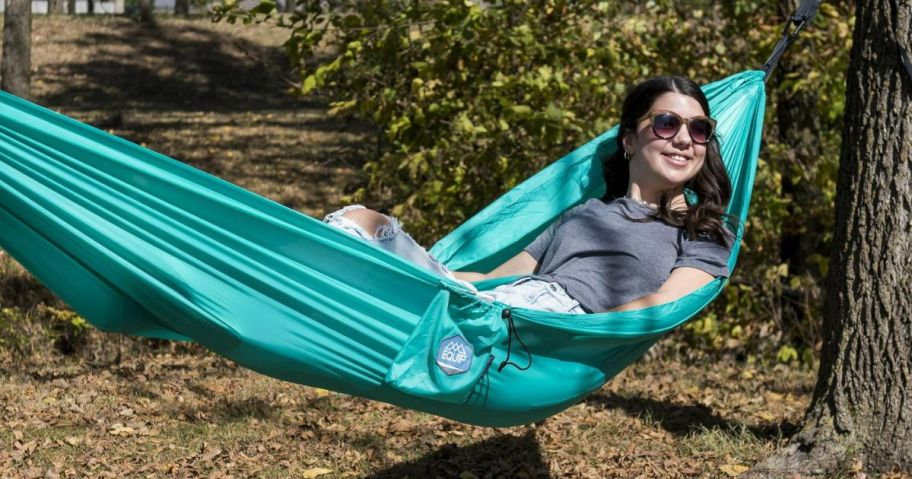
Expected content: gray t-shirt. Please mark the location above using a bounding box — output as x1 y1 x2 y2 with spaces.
524 197 731 313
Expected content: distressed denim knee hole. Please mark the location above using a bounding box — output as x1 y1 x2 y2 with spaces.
374 215 402 241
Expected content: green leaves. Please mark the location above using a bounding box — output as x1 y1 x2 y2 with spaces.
256 1 629 238
301 75 317 94
507 105 532 118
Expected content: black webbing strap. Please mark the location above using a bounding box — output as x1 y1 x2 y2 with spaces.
900 45 912 83
761 0 823 82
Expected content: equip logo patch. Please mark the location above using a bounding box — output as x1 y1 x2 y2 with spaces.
436 335 473 375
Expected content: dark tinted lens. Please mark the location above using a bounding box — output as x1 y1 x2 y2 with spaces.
652 113 681 138
689 119 713 144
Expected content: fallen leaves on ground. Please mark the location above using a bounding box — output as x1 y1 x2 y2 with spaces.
301 467 334 478
0 337 819 478
719 463 750 476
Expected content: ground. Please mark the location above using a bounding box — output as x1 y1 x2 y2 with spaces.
0 15 835 479
0 341 815 478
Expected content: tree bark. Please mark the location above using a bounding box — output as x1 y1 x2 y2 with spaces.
749 0 912 476
67 0 76 15
1 0 32 99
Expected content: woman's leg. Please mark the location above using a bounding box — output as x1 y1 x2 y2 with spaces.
339 208 390 239
323 205 456 279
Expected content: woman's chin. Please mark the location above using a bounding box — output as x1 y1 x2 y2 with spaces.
656 171 694 189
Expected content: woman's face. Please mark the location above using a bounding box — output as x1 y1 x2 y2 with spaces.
623 92 708 196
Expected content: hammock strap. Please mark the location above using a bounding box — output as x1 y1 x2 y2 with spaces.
901 46 912 83
762 0 822 82
497 309 532 372
893 14 912 83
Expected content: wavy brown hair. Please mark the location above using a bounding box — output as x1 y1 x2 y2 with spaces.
602 76 733 246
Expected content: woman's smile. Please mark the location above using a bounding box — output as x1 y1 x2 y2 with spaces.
662 151 692 167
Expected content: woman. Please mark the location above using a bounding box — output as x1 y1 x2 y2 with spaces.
324 76 732 314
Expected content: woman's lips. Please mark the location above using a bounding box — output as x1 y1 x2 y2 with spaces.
662 152 690 167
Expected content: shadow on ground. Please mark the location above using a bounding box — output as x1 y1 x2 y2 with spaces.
364 431 551 479
587 392 798 441
26 16 372 214
37 20 304 113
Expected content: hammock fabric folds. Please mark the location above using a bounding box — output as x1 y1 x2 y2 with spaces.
0 70 766 426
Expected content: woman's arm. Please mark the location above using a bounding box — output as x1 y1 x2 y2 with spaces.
608 267 716 312
452 251 538 282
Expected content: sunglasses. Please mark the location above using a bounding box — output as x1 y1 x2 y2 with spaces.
644 111 716 145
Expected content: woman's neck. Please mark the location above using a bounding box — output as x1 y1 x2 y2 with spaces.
626 184 687 210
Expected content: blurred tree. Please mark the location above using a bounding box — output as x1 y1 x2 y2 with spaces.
1 0 32 99
176 0 190 16
48 0 68 14
138 0 155 23
772 0 828 356
749 0 912 475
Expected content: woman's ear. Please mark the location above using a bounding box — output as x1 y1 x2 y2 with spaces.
621 131 635 155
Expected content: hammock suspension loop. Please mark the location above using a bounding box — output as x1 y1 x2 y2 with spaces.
497 308 533 373
762 0 822 82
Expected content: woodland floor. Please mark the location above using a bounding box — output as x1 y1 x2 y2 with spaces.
0 14 891 479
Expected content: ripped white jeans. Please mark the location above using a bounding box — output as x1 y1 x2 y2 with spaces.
323 205 585 314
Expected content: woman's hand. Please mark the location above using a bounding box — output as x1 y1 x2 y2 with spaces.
452 251 538 282
608 267 715 312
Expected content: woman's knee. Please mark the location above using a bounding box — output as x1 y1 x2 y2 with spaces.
341 208 389 238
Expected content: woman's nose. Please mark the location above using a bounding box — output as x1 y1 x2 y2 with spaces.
672 123 693 147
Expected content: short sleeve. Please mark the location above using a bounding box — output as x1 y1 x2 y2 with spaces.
675 233 732 278
523 206 579 261
523 217 560 261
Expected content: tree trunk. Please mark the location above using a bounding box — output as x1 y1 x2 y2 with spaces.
283 0 295 12
1 0 32 99
67 0 76 14
774 0 826 348
47 0 67 14
137 0 154 23
174 0 189 16
749 0 912 476
776 0 824 279
86 0 94 14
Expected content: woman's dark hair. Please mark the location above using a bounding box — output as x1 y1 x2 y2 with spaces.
602 76 733 245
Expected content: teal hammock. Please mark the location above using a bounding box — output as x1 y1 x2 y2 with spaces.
0 70 765 427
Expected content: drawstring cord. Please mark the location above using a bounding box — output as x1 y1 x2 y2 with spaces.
497 309 532 372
